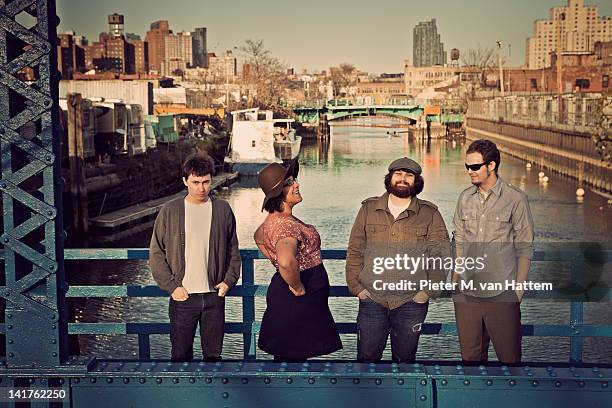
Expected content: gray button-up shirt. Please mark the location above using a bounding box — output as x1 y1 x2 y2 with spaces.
452 177 534 297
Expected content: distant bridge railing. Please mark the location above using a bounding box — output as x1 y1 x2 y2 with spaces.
58 248 612 362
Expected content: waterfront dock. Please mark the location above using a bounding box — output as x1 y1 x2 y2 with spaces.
88 172 238 241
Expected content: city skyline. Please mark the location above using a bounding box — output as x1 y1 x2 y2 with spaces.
57 0 612 74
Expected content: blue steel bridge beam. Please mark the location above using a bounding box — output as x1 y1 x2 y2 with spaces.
0 0 68 367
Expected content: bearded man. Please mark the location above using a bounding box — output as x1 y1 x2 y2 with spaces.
345 157 450 363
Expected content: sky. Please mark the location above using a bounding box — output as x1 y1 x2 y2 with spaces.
56 0 612 74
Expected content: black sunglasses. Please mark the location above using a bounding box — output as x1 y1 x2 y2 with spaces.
465 162 487 171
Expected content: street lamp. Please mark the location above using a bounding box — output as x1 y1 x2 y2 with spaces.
496 40 504 97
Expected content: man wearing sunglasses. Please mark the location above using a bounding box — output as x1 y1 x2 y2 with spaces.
452 139 534 364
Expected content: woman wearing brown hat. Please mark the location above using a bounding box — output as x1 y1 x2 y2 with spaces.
254 158 342 361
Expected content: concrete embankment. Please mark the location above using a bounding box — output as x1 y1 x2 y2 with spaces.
466 117 611 194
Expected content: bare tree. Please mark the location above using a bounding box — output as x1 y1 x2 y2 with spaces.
329 63 357 97
239 39 288 112
461 47 506 89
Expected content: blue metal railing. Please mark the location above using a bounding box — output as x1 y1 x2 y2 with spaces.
56 248 612 362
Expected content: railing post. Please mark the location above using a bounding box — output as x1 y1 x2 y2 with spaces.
138 334 151 360
242 256 256 360
569 258 584 363
569 302 584 363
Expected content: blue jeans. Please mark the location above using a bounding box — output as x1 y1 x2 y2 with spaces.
357 298 429 363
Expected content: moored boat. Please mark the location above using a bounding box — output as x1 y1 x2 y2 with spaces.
225 108 302 176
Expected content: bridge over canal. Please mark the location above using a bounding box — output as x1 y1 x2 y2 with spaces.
293 100 465 125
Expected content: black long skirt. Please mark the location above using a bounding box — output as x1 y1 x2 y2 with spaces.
258 263 343 359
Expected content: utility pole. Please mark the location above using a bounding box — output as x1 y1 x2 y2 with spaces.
496 40 504 97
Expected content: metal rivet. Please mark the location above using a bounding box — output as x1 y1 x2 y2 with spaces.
578 381 585 388
330 378 337 384
7 325 12 330
532 380 539 387
156 378 162 384
205 377 212 384
189 378 196 384
353 379 360 385
287 378 293 384
486 380 493 386
375 379 382 385
602 382 608 388
51 339 57 344
308 378 315 385
7 339 13 344
397 379 404 385
464 379 470 386
441 379 448 386
264 377 271 384
172 378 179 384
90 378 96 383
222 392 229 399
420 379 427 386
106 378 113 384
52 352 58 357
123 378 129 384
241 378 248 384
419 395 427 402
8 352 14 357
139 378 146 384
555 381 562 387
509 380 516 387
73 378 80 384
222 378 228 384
59 379 65 385
3 237 9 243
6 314 11 319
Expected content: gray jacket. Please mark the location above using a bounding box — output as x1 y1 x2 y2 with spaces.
149 195 241 295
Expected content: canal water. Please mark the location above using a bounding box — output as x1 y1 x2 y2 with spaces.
67 117 612 363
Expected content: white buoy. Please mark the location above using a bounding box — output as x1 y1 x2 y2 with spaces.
542 176 549 182
576 188 585 197
526 163 532 168
538 171 545 178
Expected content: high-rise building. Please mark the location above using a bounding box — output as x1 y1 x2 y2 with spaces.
208 52 237 77
128 39 148 73
192 27 208 68
78 15 145 74
145 20 171 73
57 31 85 79
413 19 447 67
162 31 192 75
526 0 612 69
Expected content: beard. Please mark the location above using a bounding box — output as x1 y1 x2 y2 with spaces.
470 168 491 186
387 182 413 198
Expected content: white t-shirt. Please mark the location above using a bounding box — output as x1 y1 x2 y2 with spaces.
183 198 213 293
388 196 411 220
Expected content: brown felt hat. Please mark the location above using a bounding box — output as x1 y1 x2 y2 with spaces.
258 158 299 211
